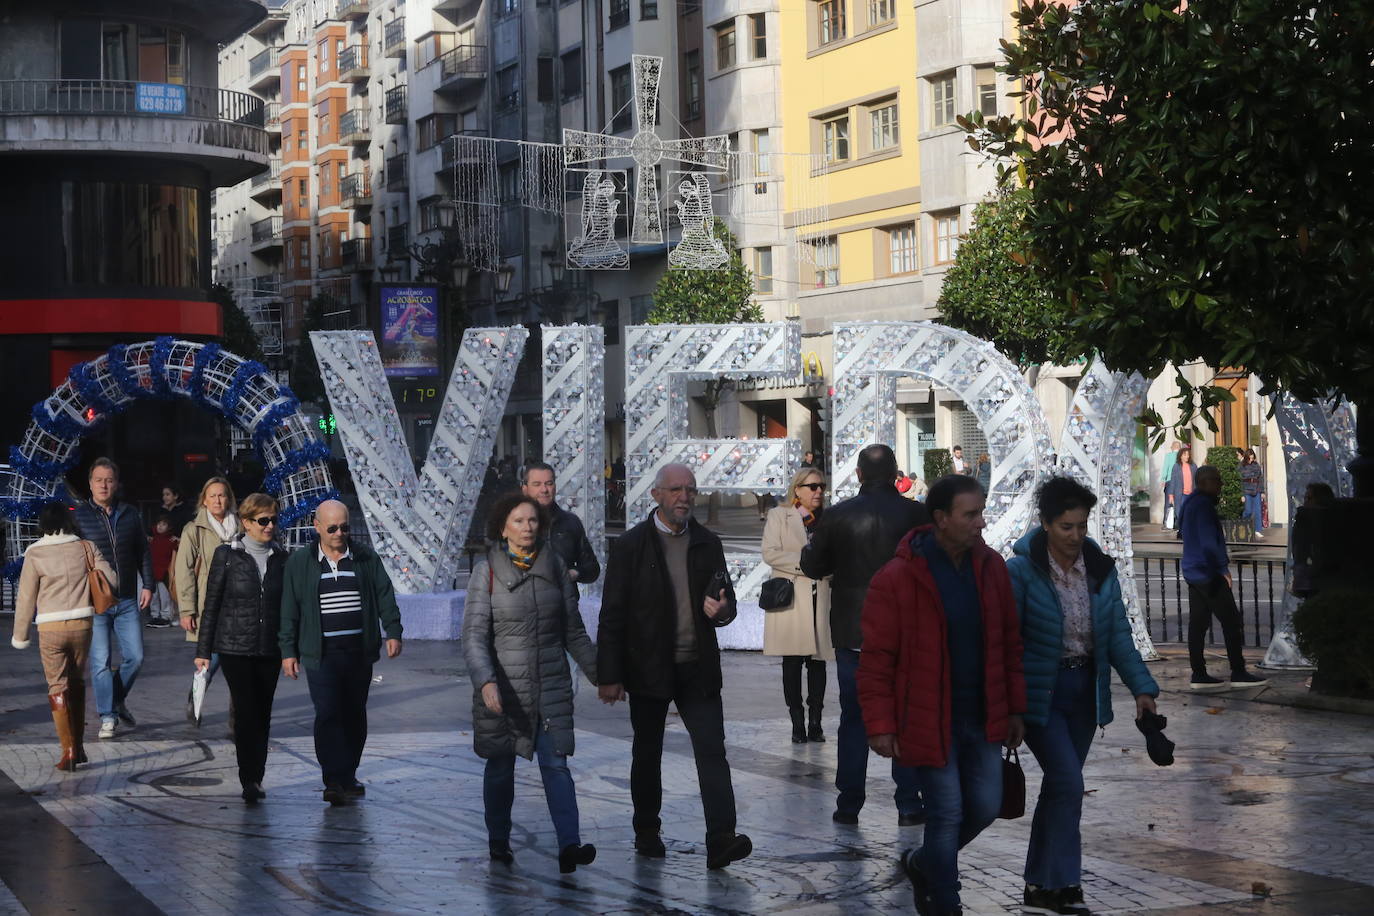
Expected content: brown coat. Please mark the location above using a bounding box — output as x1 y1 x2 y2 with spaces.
761 506 834 660
174 509 238 641
12 535 114 649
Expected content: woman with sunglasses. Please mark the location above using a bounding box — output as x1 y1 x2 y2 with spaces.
194 493 287 803
761 467 834 744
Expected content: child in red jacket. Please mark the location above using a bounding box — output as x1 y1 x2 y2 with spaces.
147 515 178 628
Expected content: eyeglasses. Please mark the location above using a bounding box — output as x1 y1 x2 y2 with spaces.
325 523 350 534
798 482 826 492
250 516 278 527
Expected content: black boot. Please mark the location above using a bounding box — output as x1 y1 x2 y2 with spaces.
790 707 807 743
782 657 806 743
807 659 827 742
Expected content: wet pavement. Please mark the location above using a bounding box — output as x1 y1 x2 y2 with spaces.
0 624 1371 915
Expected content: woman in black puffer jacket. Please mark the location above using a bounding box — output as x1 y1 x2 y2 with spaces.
195 493 287 803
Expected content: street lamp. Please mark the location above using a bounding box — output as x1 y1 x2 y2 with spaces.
450 260 472 289
495 263 515 295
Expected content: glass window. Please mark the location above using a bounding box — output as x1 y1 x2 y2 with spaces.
977 66 998 117
61 19 102 79
819 0 845 45
931 74 956 127
59 181 202 289
813 235 838 287
752 129 771 176
716 23 736 70
869 0 894 26
609 0 630 29
870 102 898 150
496 64 519 109
319 39 330 73
934 212 960 264
642 0 658 19
298 63 307 95
561 48 583 101
755 247 773 293
101 23 133 80
167 30 186 84
138 24 167 82
610 64 632 132
750 14 767 59
684 51 702 120
823 116 849 163
298 178 308 209
888 223 917 273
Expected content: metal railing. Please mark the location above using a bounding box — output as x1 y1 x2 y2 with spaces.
384 85 407 123
0 80 265 127
1136 556 1288 649
439 129 489 170
387 224 408 253
385 153 408 190
340 171 371 202
339 44 368 76
384 18 407 54
264 101 281 128
337 0 370 18
339 108 370 142
436 44 488 81
341 237 373 268
251 216 283 243
249 47 281 79
250 157 282 187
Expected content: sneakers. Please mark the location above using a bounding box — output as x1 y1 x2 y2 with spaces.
145 616 172 628
1024 884 1092 915
1189 673 1226 690
98 718 117 739
114 701 136 726
1230 670 1268 687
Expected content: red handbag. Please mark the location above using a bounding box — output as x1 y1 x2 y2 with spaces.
999 747 1025 819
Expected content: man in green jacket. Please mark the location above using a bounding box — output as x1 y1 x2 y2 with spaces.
280 500 403 805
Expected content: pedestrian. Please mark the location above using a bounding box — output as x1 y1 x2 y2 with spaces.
193 493 286 804
11 503 115 771
976 453 992 493
1290 482 1335 598
1239 448 1265 539
145 514 177 628
800 444 929 827
801 450 819 470
1179 466 1266 689
896 470 913 495
1008 477 1160 916
279 499 404 806
596 463 753 869
762 467 833 744
1164 445 1196 530
161 483 195 535
72 458 152 740
520 461 601 586
173 477 239 726
463 493 600 872
1159 441 1182 529
951 445 969 476
860 474 1027 916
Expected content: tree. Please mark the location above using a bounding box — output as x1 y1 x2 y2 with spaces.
969 0 1374 488
648 221 764 521
289 295 331 406
936 188 1063 367
210 283 265 362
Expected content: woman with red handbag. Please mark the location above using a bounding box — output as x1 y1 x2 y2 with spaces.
10 503 115 771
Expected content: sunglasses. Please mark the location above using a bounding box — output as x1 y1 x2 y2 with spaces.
798 482 826 491
250 516 278 527
325 523 350 534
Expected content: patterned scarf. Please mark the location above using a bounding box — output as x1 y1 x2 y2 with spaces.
506 544 537 572
794 499 818 532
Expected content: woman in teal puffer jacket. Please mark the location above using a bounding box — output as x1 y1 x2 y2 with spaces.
1007 477 1159 916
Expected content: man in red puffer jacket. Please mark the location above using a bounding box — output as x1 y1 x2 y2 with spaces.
859 474 1027 916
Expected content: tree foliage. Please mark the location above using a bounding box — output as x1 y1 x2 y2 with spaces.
1204 445 1244 521
210 283 265 363
937 188 1063 366
646 220 763 327
969 0 1374 412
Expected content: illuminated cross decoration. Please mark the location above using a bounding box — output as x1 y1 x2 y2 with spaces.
563 54 730 245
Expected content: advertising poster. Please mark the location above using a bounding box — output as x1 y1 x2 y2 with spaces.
380 285 440 377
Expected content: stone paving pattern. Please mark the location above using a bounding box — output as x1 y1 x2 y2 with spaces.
1 626 1372 915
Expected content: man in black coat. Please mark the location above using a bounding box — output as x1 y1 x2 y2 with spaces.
597 462 752 870
801 444 929 826
521 461 600 585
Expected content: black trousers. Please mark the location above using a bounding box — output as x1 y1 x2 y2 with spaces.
628 662 737 844
1187 576 1248 676
218 654 281 789
304 646 373 787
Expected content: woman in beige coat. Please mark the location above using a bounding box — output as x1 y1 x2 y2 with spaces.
762 467 834 744
174 476 237 725
11 504 115 771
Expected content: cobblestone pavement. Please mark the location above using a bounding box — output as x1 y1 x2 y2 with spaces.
1 627 1372 915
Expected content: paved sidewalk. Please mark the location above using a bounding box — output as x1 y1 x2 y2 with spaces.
1 627 1372 915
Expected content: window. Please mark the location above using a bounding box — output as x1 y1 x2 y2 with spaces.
610 64 632 132
498 0 520 15
537 56 554 102
931 74 956 128
418 113 459 149
298 63 307 95
496 64 519 109
869 0 894 26
752 129 771 175
755 247 773 293
684 50 702 120
321 163 333 196
870 101 898 150
338 161 347 187
641 0 658 19
818 0 845 45
609 0 630 29
298 178 308 209
297 128 308 150
933 211 960 264
601 300 621 345
977 66 998 117
823 115 850 163
560 48 583 101
749 14 767 59
888 223 917 274
813 235 838 287
318 40 329 73
716 22 736 70
630 295 653 323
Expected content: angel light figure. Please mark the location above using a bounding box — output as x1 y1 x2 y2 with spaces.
567 171 629 269
668 173 728 269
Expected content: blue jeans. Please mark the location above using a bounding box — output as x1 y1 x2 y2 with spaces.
1024 666 1098 890
483 728 581 850
913 714 1004 911
91 598 144 719
835 648 922 816
1243 493 1263 531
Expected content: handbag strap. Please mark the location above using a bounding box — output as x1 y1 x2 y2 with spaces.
82 540 97 572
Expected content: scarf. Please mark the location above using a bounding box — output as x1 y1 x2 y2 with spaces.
506 543 537 572
794 499 818 532
208 512 238 543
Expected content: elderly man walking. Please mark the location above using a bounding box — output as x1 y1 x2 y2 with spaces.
521 461 600 585
279 500 403 805
597 463 752 870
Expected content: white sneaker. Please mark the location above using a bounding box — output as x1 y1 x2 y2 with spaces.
98 718 117 739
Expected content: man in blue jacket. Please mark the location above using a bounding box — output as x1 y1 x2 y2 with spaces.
1179 466 1266 689
72 458 153 739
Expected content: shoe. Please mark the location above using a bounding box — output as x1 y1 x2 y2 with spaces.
558 843 597 873
489 842 514 865
344 779 366 797
807 709 825 742
114 700 136 727
634 833 666 858
1023 884 1062 915
832 809 859 825
241 784 266 804
901 849 933 916
1229 671 1268 687
1059 885 1092 915
98 718 117 739
1189 673 1225 690
49 694 77 772
898 809 927 827
322 784 350 806
68 686 87 764
706 833 752 870
790 707 807 744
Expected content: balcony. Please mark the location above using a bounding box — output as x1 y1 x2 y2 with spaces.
250 216 284 252
438 129 489 173
339 108 371 145
385 153 407 191
250 274 283 296
248 157 282 202
340 171 372 210
338 45 370 82
264 101 281 134
384 85 407 124
337 0 370 21
383 18 407 58
434 0 478 15
248 1 290 39
386 223 408 255
248 47 281 92
0 80 269 185
341 238 374 270
434 45 488 94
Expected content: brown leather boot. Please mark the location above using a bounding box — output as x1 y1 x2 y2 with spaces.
49 693 77 772
68 682 88 765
